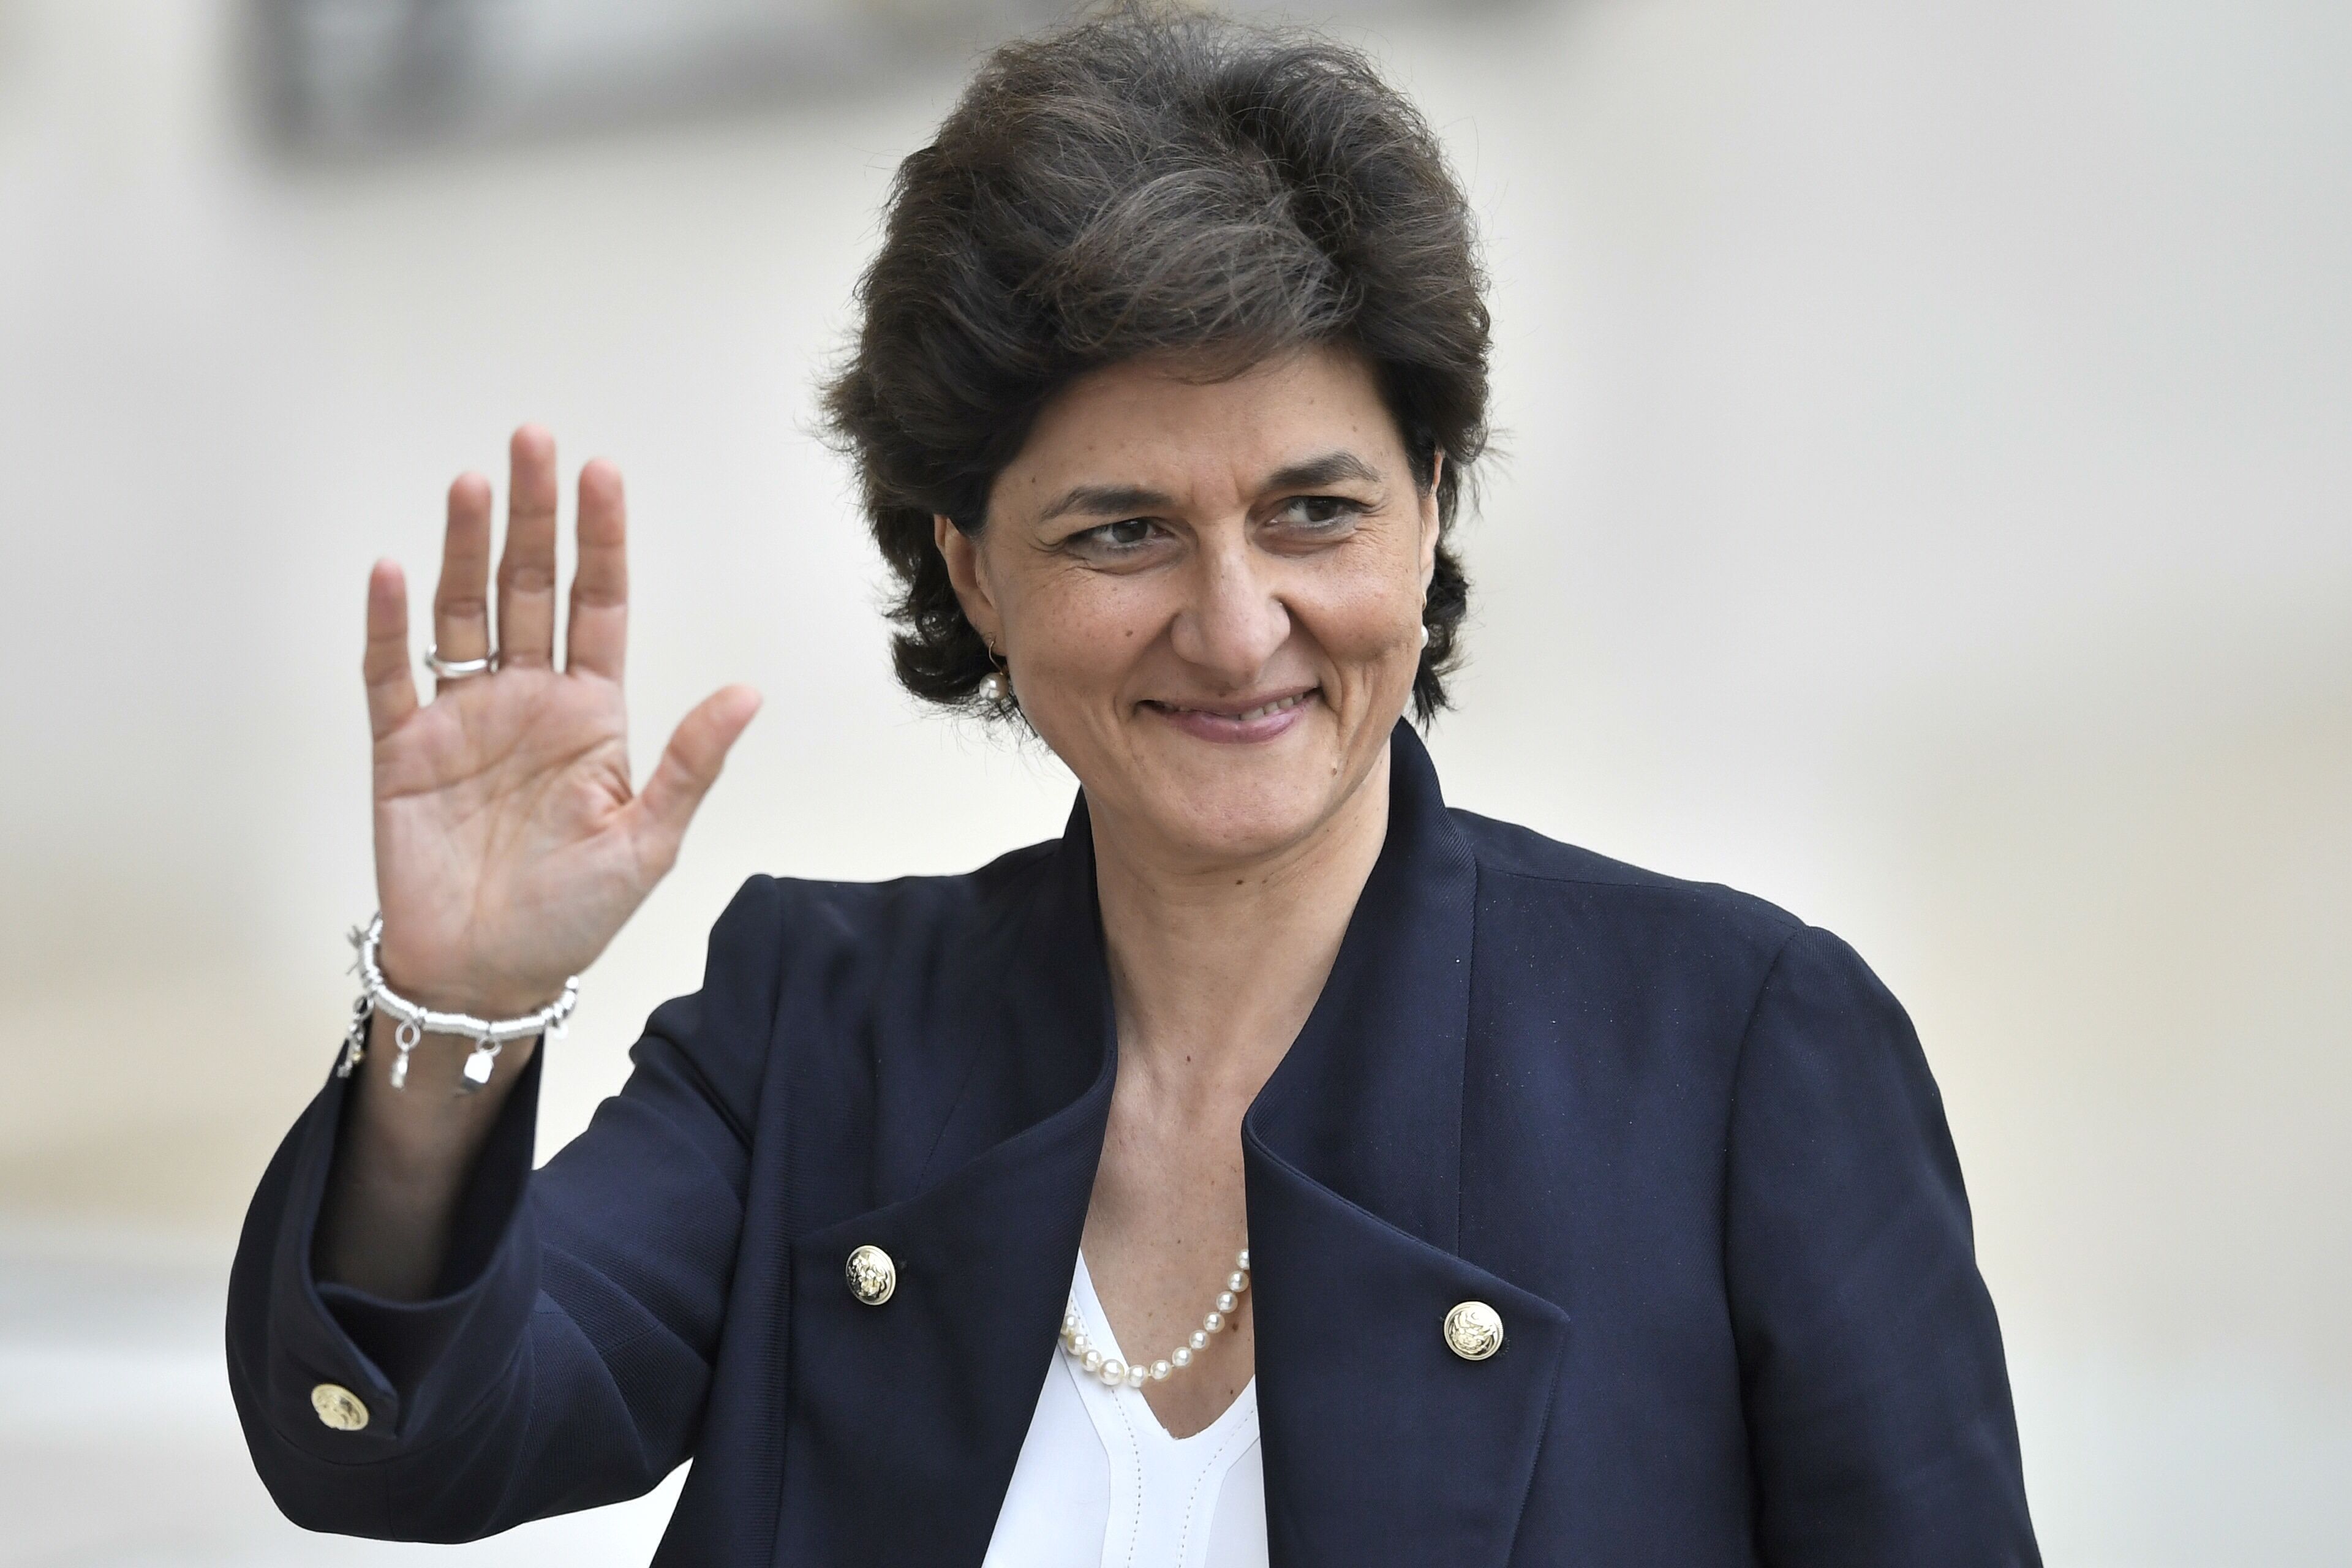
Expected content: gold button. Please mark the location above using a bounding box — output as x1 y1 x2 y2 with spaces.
309 1382 369 1431
1444 1300 1504 1361
845 1244 896 1306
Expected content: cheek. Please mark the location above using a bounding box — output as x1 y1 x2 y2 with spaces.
1296 548 1425 673
1007 571 1156 696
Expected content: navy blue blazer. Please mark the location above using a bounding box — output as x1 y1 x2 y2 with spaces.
227 724 2039 1565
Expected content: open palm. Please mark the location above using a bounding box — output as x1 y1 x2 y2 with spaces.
361 426 760 1019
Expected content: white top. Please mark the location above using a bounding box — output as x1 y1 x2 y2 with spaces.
982 1254 1269 1568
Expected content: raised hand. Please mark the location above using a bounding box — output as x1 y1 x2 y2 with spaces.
360 426 761 1019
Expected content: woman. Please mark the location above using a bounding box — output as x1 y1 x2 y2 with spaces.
228 10 2040 1566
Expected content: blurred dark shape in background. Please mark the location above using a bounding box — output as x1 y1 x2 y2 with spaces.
246 0 1521 156
249 0 1048 153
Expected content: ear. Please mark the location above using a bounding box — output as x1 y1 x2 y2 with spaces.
933 513 1002 647
1417 451 1445 597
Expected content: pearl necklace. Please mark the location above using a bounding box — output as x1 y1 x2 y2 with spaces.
1060 1248 1251 1390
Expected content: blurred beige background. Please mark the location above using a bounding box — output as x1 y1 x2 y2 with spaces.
2 0 2346 1563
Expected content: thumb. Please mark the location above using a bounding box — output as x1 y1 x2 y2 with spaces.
633 684 762 866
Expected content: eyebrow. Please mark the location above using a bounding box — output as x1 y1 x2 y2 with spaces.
1264 450 1384 491
1036 483 1177 524
1033 450 1385 524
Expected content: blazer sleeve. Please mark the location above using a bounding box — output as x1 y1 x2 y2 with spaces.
1722 924 2041 1567
224 874 785 1542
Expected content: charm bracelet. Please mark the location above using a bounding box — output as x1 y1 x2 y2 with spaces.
338 914 580 1093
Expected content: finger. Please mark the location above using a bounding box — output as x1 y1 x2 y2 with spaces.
432 472 494 673
363 560 419 741
497 424 561 668
566 458 628 680
631 685 763 870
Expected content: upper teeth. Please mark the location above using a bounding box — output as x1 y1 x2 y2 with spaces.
1234 693 1308 721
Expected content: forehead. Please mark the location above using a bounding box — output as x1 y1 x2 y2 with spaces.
992 344 1405 512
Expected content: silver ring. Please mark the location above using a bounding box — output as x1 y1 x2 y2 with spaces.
424 644 497 680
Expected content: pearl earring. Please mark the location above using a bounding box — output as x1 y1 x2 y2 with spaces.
1417 622 1430 650
983 642 1012 706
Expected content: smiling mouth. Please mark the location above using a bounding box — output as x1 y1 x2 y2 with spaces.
1150 690 1316 719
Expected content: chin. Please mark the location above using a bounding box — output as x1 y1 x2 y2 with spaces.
1125 733 1365 865
1144 785 1331 863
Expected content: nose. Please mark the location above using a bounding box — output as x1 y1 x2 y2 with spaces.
1167 535 1291 685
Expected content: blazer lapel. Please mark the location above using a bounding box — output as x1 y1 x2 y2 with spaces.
1245 724 1570 1568
775 810 1117 1568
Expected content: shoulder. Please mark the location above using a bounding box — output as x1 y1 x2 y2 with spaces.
717 837 1060 973
703 837 1068 1074
1442 811 1919 1173
1450 809 1896 1009
660 840 1067 1148
1447 809 1924 1112
699 839 1065 1049
1440 809 1899 1093
1449 806 1804 956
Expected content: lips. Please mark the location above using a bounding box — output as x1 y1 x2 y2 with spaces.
1148 689 1316 720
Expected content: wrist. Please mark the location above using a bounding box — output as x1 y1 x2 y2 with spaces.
372 951 564 1023
344 914 579 1093
377 972 564 1023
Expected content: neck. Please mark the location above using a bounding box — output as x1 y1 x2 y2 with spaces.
1088 741 1393 1109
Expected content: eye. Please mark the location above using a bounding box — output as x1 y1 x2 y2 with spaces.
1275 494 1365 529
1101 518 1155 547
1069 517 1161 554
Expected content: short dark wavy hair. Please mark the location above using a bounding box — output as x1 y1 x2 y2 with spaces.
822 4 1490 723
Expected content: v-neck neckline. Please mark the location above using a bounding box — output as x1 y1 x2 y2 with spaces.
1071 1251 1257 1449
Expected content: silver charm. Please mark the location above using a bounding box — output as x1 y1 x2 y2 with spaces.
388 1018 421 1090
458 1041 500 1093
336 993 372 1079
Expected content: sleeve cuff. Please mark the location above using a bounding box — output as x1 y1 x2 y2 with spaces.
232 1041 548 1462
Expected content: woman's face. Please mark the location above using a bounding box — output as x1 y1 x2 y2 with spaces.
936 344 1439 870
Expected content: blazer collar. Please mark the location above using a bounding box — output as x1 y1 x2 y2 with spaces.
778 723 1566 1568
777 802 1117 1567
1245 718 1476 1246
1241 725 1569 1567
